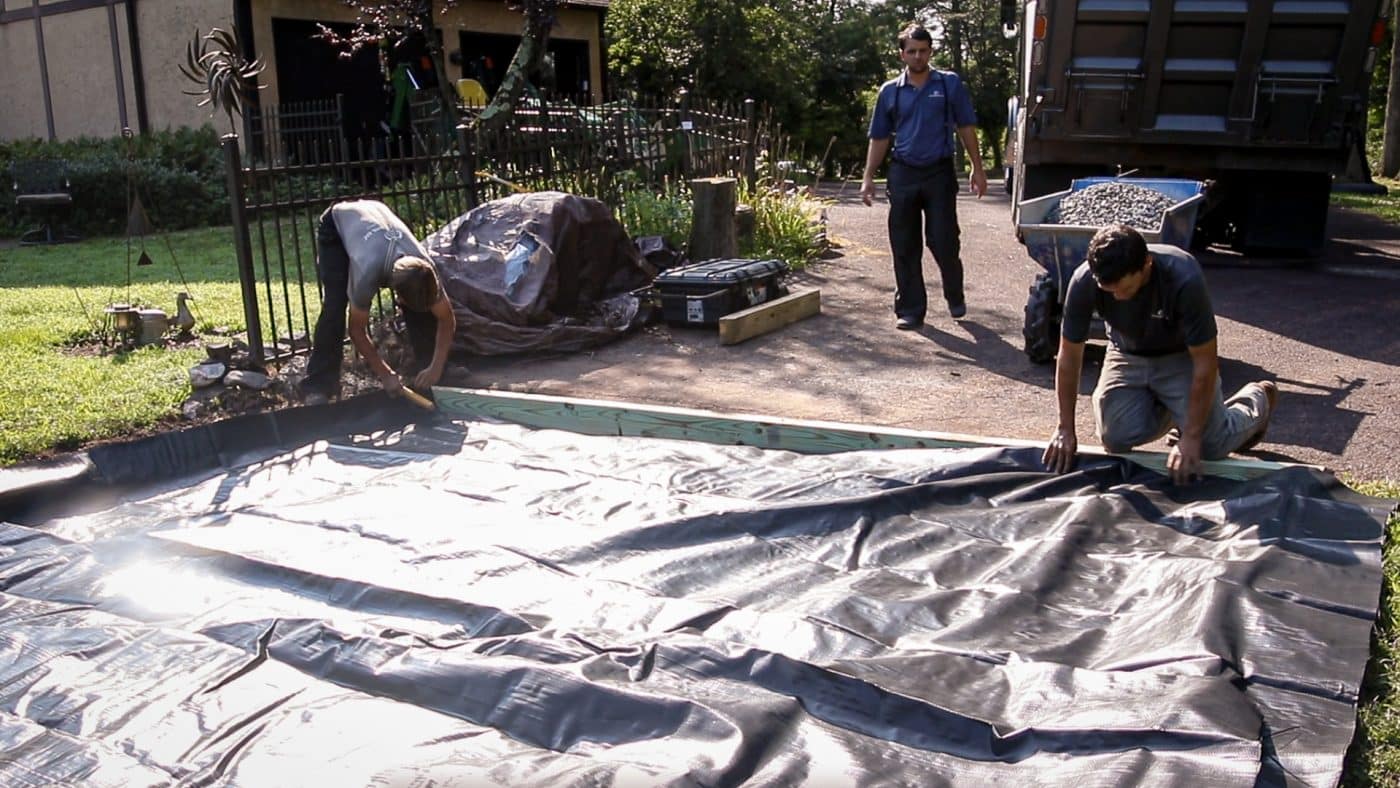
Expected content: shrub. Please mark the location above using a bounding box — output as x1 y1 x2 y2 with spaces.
1 126 227 239
739 179 826 270
615 179 692 251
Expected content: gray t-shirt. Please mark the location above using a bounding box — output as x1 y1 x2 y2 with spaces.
1061 243 1217 356
330 200 431 310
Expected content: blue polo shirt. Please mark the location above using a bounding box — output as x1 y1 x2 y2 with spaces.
868 69 977 167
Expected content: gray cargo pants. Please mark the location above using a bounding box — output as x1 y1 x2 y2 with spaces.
1093 347 1270 458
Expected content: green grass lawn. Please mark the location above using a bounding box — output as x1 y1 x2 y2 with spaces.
1332 175 1400 223
1333 178 1400 784
1348 479 1400 786
0 226 306 464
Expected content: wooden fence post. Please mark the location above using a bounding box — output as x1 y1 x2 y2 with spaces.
690 176 738 262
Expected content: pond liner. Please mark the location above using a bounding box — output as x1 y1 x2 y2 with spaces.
0 393 433 525
0 395 1391 787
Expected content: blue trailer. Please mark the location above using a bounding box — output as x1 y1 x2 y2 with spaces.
1016 177 1206 363
1004 0 1387 259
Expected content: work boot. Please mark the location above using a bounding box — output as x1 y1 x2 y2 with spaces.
1236 381 1279 452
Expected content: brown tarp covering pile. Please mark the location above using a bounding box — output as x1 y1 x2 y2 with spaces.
421 191 657 355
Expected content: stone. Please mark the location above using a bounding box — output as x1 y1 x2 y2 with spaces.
1046 182 1177 232
189 362 226 388
224 369 271 390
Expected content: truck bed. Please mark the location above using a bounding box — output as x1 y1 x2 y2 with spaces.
1022 0 1383 166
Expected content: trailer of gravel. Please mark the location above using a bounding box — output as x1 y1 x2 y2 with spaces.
1014 177 1207 363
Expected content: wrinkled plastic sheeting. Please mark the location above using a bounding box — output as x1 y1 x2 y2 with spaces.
0 406 1391 787
421 191 657 356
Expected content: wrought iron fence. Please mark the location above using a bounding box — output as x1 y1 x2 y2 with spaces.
226 91 766 363
245 96 347 166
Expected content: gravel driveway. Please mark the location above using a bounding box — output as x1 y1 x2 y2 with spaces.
467 181 1400 481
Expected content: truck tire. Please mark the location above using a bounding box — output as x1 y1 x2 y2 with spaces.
1023 273 1061 364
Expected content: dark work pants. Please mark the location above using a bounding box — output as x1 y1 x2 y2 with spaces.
302 207 438 397
302 208 349 397
886 159 964 321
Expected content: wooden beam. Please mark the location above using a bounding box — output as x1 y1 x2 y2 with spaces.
719 288 821 345
430 387 1302 480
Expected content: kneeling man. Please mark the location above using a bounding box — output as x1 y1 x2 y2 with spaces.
1042 224 1277 484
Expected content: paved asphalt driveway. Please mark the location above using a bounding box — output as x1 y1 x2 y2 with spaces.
469 181 1400 481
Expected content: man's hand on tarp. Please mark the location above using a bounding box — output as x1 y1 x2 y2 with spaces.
1043 426 1078 474
1167 437 1204 485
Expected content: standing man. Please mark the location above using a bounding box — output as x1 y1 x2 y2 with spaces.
1042 224 1278 484
861 23 988 329
300 199 456 405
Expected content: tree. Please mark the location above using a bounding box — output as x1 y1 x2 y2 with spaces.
477 1 560 133
916 0 1019 170
606 0 891 173
316 0 561 134
1383 1 1400 177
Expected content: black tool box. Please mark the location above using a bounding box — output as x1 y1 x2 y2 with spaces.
650 258 789 325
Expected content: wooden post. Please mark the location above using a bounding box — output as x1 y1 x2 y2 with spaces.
689 176 738 262
734 203 756 251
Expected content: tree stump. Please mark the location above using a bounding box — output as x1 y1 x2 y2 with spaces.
690 177 738 261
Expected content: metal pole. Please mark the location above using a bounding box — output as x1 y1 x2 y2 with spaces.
678 88 693 180
105 0 129 132
457 123 479 209
222 134 265 364
743 98 757 191
31 0 56 140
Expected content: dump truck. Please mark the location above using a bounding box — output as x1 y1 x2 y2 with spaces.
1006 0 1388 254
1002 0 1389 360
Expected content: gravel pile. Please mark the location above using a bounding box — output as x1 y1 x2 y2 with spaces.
1045 182 1177 230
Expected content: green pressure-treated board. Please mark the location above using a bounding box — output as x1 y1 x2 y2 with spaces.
432 387 1300 480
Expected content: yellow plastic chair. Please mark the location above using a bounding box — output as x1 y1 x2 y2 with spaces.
455 78 488 107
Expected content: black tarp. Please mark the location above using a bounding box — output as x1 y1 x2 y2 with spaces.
0 399 1391 787
420 191 657 356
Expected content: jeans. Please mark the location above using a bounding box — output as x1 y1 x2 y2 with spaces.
886 159 964 321
302 207 349 397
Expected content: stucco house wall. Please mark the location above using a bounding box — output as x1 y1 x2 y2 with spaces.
0 0 605 143
251 0 605 111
